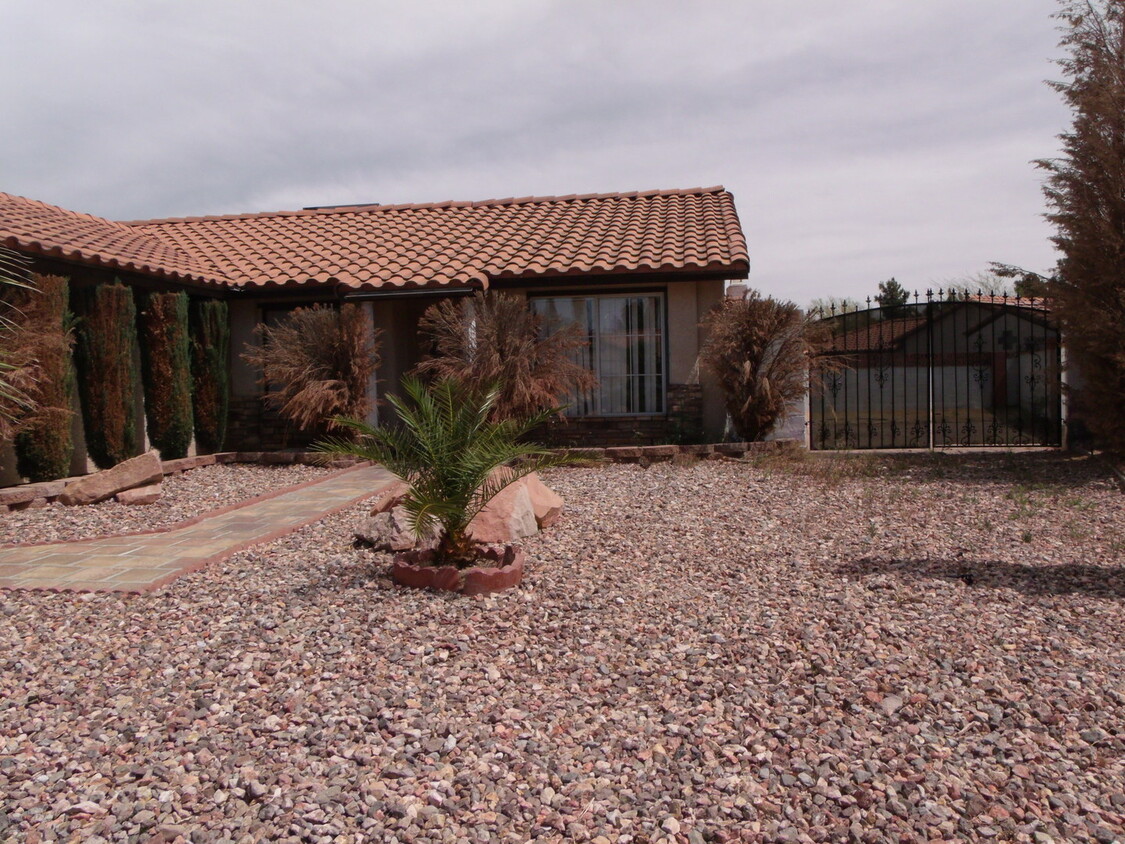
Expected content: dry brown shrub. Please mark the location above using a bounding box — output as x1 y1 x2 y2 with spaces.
1 272 76 456
699 291 833 442
413 290 597 421
242 303 380 432
0 273 52 444
13 274 75 480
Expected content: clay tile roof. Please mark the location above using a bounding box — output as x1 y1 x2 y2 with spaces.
126 186 748 291
0 192 224 286
829 315 929 353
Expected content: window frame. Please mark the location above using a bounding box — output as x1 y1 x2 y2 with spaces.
529 289 668 417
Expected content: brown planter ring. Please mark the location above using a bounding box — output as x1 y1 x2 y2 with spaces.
391 545 525 595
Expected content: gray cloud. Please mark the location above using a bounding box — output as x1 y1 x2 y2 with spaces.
2 0 1068 304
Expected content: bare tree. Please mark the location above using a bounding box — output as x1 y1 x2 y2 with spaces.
807 295 862 315
940 270 1015 299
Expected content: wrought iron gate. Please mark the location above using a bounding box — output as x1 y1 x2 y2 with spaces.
809 293 1062 450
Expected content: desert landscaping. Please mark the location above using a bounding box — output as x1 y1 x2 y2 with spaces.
1 451 1122 843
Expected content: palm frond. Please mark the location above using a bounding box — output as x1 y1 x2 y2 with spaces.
314 376 582 565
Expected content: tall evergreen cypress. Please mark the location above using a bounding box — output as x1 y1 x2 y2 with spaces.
189 297 230 453
139 290 193 459
74 281 140 468
1041 1 1125 451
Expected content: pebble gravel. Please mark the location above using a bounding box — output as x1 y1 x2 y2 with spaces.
0 451 1122 843
1 464 336 546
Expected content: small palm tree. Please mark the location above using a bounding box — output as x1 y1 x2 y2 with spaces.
315 376 578 567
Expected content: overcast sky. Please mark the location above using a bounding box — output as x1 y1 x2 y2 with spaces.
3 1 1069 305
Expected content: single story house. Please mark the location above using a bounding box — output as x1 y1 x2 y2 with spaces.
0 186 749 470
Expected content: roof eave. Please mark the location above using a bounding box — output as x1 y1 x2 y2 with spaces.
1 236 227 290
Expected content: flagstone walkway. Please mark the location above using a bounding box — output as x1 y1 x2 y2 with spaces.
0 464 394 593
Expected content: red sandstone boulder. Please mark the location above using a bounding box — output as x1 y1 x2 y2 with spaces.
468 479 538 543
523 472 564 527
369 480 409 515
364 470 565 546
58 452 163 506
115 482 163 505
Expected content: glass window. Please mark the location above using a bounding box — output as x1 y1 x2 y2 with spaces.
531 293 664 415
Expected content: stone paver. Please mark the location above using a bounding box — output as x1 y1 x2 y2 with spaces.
0 465 393 593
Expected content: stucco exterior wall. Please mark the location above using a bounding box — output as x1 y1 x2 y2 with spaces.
692 279 726 441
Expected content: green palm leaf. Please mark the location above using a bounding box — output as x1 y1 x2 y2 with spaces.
315 376 583 566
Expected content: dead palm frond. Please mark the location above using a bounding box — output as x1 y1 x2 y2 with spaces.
242 303 380 433
414 291 596 421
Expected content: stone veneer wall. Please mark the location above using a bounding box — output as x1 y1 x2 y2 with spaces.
228 384 704 451
227 395 323 451
540 383 704 447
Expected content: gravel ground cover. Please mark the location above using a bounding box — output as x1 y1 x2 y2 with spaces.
0 451 1122 843
0 464 336 546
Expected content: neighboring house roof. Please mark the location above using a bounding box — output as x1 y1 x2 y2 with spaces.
1 186 749 293
0 192 225 286
829 315 928 353
827 299 1053 354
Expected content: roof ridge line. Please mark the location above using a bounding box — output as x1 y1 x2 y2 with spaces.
0 191 135 232
123 186 730 227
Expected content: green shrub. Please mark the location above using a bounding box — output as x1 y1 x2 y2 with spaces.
14 274 75 481
139 291 193 459
74 281 140 468
189 298 230 453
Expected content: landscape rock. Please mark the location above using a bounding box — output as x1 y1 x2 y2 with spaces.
469 479 538 543
58 452 163 506
369 480 409 515
115 482 163 506
0 452 1122 842
524 472 564 527
4 464 334 545
356 506 426 551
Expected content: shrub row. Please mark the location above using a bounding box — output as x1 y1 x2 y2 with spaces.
6 279 230 480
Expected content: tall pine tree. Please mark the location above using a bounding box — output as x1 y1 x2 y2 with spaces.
1041 1 1125 451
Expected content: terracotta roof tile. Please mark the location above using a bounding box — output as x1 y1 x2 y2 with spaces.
2 187 748 292
0 192 224 286
129 186 748 291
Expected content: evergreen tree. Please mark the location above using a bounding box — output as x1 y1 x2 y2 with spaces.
1040 0 1125 451
875 277 910 310
189 298 230 453
74 282 140 468
139 291 193 459
14 275 75 481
